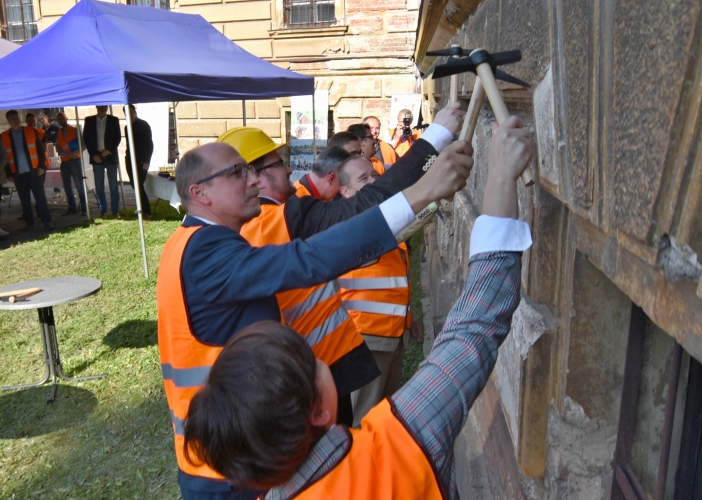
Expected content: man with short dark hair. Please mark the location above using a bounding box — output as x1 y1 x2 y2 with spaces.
125 105 154 219
347 123 384 175
1 110 53 231
182 116 534 499
158 103 470 500
84 105 121 218
363 115 397 168
55 112 87 216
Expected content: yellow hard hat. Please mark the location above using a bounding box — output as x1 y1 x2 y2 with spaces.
217 127 284 164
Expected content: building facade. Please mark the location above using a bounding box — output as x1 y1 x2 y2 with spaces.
1 0 420 154
415 0 702 499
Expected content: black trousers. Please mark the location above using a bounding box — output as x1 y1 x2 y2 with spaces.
126 161 151 216
15 172 51 225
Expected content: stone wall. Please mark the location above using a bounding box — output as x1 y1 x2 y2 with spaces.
417 0 702 497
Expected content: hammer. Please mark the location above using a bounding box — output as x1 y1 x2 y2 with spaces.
0 287 42 303
429 47 535 187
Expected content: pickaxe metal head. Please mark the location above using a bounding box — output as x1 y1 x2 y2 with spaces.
431 48 529 88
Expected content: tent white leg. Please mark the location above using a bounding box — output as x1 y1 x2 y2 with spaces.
74 107 90 219
242 99 246 126
312 87 316 157
109 105 127 211
125 105 149 279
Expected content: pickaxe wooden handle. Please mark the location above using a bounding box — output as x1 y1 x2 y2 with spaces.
0 287 42 303
471 49 535 187
459 76 486 142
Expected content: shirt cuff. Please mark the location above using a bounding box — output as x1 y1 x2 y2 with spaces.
379 192 416 236
420 123 453 152
469 215 533 258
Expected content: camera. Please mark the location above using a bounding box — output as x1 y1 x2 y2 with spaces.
402 114 413 137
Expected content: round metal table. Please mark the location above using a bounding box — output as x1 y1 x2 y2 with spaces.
0 276 107 402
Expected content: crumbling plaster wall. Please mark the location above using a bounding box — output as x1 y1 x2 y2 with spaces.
421 0 702 497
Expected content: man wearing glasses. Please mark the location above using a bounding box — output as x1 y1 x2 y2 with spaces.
348 123 385 175
157 103 468 500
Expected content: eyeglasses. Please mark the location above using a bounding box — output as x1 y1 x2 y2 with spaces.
195 163 255 184
256 159 286 173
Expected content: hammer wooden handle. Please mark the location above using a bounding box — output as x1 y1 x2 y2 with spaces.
473 53 535 187
459 76 486 142
0 287 42 300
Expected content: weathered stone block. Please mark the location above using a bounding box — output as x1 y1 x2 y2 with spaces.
40 0 75 17
256 100 280 119
179 0 218 6
383 77 416 97
533 64 559 188
178 137 200 154
347 0 406 13
386 11 418 32
176 102 198 119
328 78 382 104
198 101 255 119
223 20 270 40
335 99 363 118
347 13 384 35
178 120 226 137
227 120 280 138
273 37 343 58
349 34 414 54
238 40 272 58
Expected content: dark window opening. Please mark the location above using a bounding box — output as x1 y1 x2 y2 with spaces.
127 0 169 10
1 0 38 44
284 0 334 27
674 355 702 499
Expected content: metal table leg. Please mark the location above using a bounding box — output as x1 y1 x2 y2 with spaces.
1 311 52 392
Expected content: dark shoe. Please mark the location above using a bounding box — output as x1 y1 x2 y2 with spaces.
112 212 121 219
44 223 56 231
17 214 25 220
142 213 152 220
23 223 34 232
81 210 87 216
62 208 79 216
99 213 107 219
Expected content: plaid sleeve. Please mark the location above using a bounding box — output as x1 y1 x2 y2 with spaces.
390 251 522 498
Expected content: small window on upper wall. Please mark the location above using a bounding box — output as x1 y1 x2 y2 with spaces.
284 0 335 27
2 0 38 44
127 0 169 10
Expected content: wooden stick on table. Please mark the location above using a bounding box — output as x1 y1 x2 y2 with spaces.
0 287 42 303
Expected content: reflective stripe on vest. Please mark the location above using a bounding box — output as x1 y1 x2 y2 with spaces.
339 245 411 338
1 127 41 173
56 126 80 162
157 225 225 480
239 203 363 367
294 400 445 500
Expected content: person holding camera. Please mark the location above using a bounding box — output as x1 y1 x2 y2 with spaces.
390 109 422 157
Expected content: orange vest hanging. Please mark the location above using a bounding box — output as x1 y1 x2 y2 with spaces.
338 244 411 338
157 225 226 480
1 127 41 173
240 203 364 368
56 126 81 163
293 400 445 500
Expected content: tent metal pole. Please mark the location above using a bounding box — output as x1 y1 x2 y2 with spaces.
172 102 180 163
109 105 127 211
74 107 90 219
312 90 316 157
242 99 247 126
125 105 149 279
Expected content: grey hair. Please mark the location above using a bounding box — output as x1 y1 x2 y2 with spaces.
175 147 215 207
362 116 379 124
311 146 350 177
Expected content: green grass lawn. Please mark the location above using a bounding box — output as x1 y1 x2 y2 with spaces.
0 204 428 499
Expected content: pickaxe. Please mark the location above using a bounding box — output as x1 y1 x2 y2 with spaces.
428 47 535 187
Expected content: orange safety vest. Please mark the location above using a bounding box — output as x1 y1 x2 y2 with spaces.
370 157 385 176
1 127 41 173
394 131 421 157
294 181 311 198
339 244 411 338
157 225 226 481
378 140 397 166
56 126 81 163
293 400 445 500
240 203 364 368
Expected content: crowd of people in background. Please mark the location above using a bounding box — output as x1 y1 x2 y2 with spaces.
0 105 153 238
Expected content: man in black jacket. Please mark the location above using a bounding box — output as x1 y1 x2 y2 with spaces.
125 105 154 218
84 106 121 218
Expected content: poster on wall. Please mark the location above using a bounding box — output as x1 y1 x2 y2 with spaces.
290 90 328 176
387 93 422 142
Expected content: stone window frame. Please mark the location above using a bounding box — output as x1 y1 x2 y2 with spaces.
269 0 347 35
0 0 38 43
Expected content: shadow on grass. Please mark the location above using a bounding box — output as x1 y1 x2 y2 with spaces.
0 384 97 438
103 319 157 349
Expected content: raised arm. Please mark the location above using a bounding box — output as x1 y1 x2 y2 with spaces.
390 116 533 495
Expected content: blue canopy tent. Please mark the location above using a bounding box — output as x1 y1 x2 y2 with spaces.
0 0 314 276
